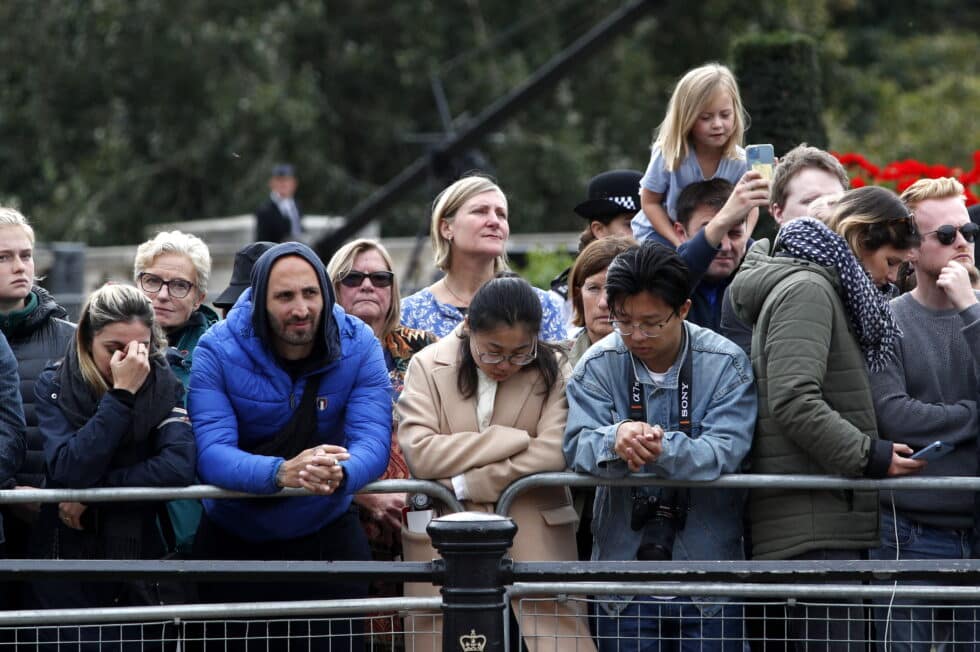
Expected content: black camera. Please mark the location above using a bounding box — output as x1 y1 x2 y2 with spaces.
630 487 689 561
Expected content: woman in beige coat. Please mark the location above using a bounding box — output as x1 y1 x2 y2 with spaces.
397 277 595 652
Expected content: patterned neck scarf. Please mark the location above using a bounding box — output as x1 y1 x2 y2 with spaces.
775 218 900 372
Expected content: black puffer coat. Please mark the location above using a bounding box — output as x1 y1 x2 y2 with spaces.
1 287 75 487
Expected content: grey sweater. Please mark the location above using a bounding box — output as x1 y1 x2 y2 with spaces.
870 293 980 528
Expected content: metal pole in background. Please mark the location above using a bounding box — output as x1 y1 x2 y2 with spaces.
313 0 657 261
429 513 517 652
42 242 86 320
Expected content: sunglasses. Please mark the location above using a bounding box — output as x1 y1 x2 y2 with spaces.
922 222 980 246
339 271 394 288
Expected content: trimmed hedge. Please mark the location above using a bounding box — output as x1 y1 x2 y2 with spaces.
733 32 828 157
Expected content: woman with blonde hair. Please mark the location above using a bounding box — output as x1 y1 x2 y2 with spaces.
400 175 566 340
327 238 436 636
28 284 196 650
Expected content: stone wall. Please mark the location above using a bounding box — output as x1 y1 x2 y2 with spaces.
36 214 577 318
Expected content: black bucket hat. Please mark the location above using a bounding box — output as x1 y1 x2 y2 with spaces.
213 241 276 309
573 169 643 221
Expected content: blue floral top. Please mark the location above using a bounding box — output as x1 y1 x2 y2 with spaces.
401 286 567 341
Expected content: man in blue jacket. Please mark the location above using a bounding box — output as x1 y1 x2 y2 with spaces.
188 242 391 650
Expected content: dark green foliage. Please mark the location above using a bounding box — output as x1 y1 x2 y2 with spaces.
733 32 828 157
0 2 977 246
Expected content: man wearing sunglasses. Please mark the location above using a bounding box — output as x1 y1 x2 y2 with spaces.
869 177 980 648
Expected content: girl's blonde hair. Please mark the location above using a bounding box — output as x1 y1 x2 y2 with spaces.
429 175 509 273
653 63 748 171
326 238 401 340
76 284 165 396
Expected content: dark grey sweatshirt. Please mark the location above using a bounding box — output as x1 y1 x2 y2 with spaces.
870 293 980 529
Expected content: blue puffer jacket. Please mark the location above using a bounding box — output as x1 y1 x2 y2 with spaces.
188 244 391 543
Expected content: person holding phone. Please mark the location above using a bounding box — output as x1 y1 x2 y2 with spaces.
869 177 980 650
728 185 924 650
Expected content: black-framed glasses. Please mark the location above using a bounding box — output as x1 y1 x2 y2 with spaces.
339 271 394 288
922 222 979 246
610 311 676 338
473 339 537 366
138 273 196 298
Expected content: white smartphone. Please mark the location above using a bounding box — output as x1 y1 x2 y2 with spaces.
910 441 952 461
746 144 775 180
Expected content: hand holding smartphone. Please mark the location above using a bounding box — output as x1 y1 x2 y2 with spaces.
746 144 775 180
910 441 952 462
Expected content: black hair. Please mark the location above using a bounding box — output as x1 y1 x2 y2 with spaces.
605 241 690 316
456 277 561 399
675 179 735 228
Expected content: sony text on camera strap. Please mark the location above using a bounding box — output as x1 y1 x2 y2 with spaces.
626 327 692 502
625 327 692 434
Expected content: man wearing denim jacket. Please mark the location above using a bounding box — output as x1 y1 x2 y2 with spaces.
564 241 757 651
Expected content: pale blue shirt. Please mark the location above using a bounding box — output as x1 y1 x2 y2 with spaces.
631 145 748 243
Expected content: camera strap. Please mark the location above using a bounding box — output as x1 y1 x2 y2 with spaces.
626 327 692 436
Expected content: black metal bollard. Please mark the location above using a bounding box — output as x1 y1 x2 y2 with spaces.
428 512 517 652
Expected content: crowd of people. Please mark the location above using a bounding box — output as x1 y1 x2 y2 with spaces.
0 61 979 652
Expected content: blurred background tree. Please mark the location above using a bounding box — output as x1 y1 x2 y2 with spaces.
0 0 977 246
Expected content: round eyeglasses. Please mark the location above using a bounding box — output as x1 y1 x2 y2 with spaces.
609 312 676 338
339 271 394 288
138 273 196 299
473 340 537 366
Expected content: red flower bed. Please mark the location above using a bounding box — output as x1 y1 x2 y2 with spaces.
834 151 980 206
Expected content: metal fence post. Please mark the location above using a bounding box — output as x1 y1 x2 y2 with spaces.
428 512 517 652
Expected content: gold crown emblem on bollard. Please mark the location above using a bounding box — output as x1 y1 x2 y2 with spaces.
459 629 487 651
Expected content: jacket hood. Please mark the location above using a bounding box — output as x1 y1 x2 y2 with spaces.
729 238 840 327
248 242 341 363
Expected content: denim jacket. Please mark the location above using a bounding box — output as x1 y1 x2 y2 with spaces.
563 322 756 614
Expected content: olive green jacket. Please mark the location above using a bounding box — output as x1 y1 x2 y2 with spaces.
729 240 892 560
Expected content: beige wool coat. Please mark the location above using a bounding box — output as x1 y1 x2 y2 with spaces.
396 328 595 652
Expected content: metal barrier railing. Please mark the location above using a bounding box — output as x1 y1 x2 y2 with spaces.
494 471 980 516
0 478 465 512
5 473 980 649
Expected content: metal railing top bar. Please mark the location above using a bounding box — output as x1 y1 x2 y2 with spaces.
0 596 442 626
0 478 465 512
0 559 437 583
510 559 980 583
507 581 980 600
6 558 980 584
495 472 980 516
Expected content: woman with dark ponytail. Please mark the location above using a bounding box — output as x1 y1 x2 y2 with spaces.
397 277 595 652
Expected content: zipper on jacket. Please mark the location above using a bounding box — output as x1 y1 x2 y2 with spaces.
289 392 297 409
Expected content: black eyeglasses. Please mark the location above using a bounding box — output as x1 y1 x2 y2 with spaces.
922 222 979 246
138 273 196 298
339 271 394 288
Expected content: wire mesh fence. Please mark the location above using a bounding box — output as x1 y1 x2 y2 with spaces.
511 585 980 652
512 594 980 651
0 599 441 651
